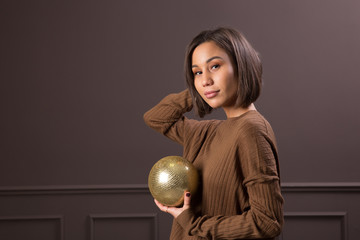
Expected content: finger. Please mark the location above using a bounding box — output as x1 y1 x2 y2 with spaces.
154 199 168 212
183 192 191 207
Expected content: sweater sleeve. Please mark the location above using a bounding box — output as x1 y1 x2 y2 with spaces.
176 182 283 239
143 89 193 145
175 121 284 239
144 89 219 149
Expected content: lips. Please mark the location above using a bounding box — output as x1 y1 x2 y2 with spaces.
204 90 219 99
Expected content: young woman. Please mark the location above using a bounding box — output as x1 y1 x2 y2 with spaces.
144 27 283 240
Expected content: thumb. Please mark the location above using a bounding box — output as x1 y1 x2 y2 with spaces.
183 192 191 208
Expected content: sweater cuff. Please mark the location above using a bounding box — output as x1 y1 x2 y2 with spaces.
175 208 195 232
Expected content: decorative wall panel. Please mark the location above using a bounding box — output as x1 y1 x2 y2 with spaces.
89 214 158 240
0 215 63 240
279 212 347 240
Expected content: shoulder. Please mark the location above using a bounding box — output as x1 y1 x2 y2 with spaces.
231 111 271 132
229 111 276 143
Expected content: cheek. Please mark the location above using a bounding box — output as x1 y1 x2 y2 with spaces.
225 73 237 90
194 80 201 94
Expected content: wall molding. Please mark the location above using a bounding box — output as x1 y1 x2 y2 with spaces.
0 184 149 196
281 182 360 192
1 182 360 196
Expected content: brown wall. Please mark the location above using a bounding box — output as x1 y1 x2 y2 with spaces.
1 0 360 239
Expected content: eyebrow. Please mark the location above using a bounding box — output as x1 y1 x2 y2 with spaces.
192 56 223 68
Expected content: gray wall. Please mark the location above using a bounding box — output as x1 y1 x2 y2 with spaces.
1 0 360 239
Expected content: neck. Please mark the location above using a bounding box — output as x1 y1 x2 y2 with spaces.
223 103 256 119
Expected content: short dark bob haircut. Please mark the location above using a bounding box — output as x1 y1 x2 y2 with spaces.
184 27 262 118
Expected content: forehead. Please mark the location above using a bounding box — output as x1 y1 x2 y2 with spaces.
192 41 230 65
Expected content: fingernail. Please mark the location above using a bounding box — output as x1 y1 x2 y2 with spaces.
186 192 191 197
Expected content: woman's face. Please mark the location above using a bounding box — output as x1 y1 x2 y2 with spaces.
192 41 238 110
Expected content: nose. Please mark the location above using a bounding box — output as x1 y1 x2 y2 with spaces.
202 71 214 87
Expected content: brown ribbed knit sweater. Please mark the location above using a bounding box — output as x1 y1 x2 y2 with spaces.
144 89 284 240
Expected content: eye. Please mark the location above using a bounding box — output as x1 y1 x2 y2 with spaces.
211 64 220 70
193 71 202 76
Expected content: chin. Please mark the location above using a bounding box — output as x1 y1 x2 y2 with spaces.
206 101 222 109
202 96 223 109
